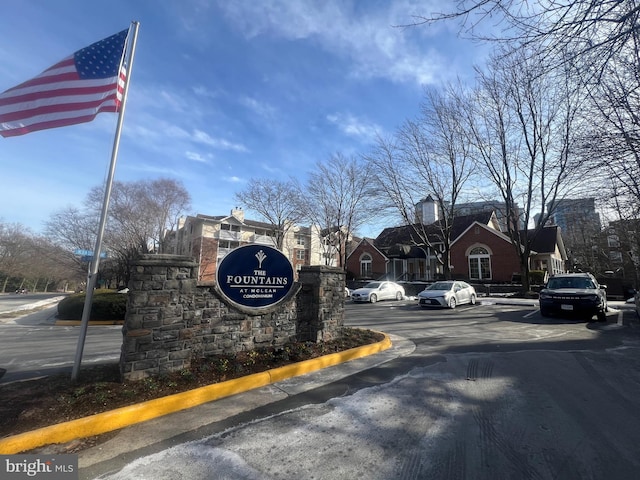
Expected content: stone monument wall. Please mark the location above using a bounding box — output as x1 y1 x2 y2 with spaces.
120 254 345 381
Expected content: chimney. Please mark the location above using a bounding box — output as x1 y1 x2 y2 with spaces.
231 207 244 222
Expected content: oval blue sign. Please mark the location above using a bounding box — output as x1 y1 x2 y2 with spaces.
216 244 294 309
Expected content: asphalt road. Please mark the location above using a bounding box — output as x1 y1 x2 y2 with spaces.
0 292 66 314
3 297 640 479
0 297 122 383
343 299 640 479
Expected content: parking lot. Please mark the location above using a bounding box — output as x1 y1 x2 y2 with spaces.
345 296 639 356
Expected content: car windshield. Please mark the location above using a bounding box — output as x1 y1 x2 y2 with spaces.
364 282 381 289
427 282 454 291
547 277 595 289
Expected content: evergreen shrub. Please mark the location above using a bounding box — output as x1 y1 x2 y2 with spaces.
57 289 127 320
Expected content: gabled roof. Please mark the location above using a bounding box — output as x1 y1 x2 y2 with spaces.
451 219 513 248
524 225 567 259
346 237 388 260
375 211 497 249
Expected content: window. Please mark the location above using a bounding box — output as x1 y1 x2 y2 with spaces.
296 235 306 247
609 251 623 263
219 240 239 249
221 224 240 232
296 249 306 261
360 254 372 278
468 246 491 280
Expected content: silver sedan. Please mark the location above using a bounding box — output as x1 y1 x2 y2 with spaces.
350 281 405 303
418 281 477 309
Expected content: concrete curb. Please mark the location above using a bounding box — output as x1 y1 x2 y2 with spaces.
0 333 392 454
54 320 124 326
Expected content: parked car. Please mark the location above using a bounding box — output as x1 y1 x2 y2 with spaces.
418 281 477 309
350 281 405 303
344 287 351 299
539 272 607 322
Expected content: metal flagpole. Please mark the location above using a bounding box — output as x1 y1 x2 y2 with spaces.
71 21 140 382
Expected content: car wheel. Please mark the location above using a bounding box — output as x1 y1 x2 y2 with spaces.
395 291 403 301
370 294 377 304
448 297 457 309
597 310 607 322
470 294 476 305
540 307 551 317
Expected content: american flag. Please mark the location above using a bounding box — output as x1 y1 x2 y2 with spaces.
0 29 129 138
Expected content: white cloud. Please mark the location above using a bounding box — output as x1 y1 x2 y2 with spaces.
193 85 221 98
217 0 448 86
185 151 212 163
326 112 382 143
225 176 244 183
192 130 249 152
239 96 276 119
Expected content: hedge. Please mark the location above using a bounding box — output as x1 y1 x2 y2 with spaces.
57 289 127 320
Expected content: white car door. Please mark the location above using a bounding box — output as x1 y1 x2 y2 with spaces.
456 282 470 304
378 282 391 300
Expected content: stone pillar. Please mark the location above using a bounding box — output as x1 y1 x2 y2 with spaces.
297 265 345 342
120 254 198 381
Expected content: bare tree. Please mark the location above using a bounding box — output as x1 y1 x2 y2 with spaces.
581 25 640 218
234 179 303 250
462 47 588 290
45 207 99 276
146 179 192 253
0 221 80 292
47 178 191 287
412 1 640 78
366 85 476 279
0 223 33 292
298 153 376 269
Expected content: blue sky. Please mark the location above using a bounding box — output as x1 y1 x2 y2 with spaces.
1 1 487 238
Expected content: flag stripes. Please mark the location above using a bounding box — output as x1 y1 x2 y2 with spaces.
0 29 128 137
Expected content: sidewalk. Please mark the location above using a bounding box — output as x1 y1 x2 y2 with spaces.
68 335 416 479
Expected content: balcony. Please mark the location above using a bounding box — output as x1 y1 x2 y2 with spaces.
250 234 276 246
218 230 241 241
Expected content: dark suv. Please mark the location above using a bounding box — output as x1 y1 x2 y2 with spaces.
539 273 608 322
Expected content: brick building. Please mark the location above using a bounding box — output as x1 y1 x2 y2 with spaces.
346 210 566 283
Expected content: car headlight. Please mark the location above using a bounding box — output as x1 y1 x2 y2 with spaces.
539 292 551 300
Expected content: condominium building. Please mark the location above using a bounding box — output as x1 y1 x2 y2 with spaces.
172 208 339 283
548 198 601 238
547 198 602 271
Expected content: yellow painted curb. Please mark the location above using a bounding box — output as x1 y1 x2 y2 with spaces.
0 332 391 454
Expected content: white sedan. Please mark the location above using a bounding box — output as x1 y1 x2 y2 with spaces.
418 281 477 309
350 281 405 303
